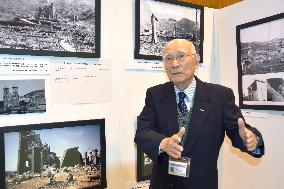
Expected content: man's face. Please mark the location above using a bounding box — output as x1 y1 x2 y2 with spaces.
163 40 197 87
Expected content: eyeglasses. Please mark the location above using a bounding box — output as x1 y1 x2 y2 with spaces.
163 52 196 64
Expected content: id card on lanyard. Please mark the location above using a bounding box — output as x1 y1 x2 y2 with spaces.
168 91 195 178
168 157 191 178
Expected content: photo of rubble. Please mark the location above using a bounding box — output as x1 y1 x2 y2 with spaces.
237 13 284 110
135 0 203 60
0 79 46 115
0 0 99 57
267 78 284 102
242 77 284 102
239 16 284 76
240 38 284 76
3 122 106 189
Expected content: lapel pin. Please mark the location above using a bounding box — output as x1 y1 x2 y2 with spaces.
200 108 205 112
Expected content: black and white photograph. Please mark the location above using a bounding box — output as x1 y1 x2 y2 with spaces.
137 147 153 182
0 119 107 189
0 0 101 58
242 76 284 102
0 79 46 115
237 12 284 110
134 0 204 61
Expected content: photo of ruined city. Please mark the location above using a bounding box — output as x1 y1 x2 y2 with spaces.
134 0 204 61
0 119 106 189
0 0 100 58
0 79 46 115
237 12 284 110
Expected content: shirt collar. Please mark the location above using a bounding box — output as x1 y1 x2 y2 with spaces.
174 77 196 102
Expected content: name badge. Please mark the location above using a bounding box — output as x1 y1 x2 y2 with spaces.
168 157 191 178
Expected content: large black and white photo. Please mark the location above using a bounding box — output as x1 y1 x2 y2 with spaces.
237 12 284 110
0 0 100 58
0 79 46 114
134 0 204 61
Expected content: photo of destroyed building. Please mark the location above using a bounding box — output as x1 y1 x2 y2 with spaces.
267 78 284 102
0 0 100 57
237 12 284 109
242 77 284 102
3 121 105 189
0 79 46 115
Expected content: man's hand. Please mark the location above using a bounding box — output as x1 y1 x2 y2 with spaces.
160 127 185 159
238 118 258 151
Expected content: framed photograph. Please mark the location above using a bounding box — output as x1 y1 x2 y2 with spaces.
134 0 204 61
137 147 153 182
0 0 101 58
0 119 107 189
236 12 284 110
0 79 46 115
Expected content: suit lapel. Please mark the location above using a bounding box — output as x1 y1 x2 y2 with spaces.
159 82 179 136
183 78 211 155
157 79 212 152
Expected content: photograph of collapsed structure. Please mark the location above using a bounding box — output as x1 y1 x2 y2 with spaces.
0 79 46 115
0 119 107 189
134 0 204 61
237 12 284 110
0 0 101 58
242 77 284 102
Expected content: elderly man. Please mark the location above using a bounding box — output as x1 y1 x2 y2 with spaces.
135 39 264 189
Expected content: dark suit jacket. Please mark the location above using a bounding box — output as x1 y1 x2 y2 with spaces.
134 77 264 189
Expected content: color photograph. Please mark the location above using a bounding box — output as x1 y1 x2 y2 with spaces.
0 119 107 189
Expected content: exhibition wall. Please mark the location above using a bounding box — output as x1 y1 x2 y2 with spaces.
0 0 214 188
214 0 284 188
99 1 214 188
0 0 283 188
